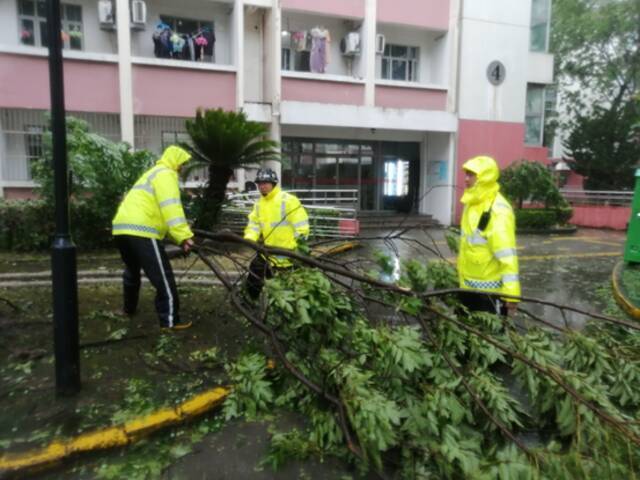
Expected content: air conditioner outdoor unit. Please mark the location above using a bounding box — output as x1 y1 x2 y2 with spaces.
375 33 386 54
98 0 115 29
340 32 361 56
131 0 147 28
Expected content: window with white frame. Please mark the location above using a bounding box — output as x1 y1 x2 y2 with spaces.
530 0 551 52
18 0 83 50
381 44 419 82
525 84 545 145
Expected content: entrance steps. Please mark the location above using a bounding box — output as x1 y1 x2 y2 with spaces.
357 211 439 230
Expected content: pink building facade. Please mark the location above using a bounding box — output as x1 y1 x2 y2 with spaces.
0 0 566 226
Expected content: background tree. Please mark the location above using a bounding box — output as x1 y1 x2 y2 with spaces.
500 160 568 209
32 116 153 247
551 0 640 190
183 109 279 229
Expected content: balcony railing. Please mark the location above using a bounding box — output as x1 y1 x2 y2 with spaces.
220 189 360 238
560 189 633 207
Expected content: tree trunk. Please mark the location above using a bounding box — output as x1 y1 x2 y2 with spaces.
193 165 234 229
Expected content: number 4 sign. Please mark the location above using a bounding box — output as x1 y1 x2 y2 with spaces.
487 60 506 86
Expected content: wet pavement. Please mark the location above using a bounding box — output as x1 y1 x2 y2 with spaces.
346 227 625 328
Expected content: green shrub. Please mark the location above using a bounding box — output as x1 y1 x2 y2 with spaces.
501 160 573 228
0 199 117 251
555 206 574 225
0 200 52 251
515 208 557 229
501 160 569 210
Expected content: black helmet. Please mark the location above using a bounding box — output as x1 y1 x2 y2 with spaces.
255 168 278 184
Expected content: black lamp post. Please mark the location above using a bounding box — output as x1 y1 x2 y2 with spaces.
47 0 80 395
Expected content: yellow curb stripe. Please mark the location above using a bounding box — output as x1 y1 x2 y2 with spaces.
445 251 621 263
612 260 640 320
518 251 622 261
0 386 230 475
312 241 360 257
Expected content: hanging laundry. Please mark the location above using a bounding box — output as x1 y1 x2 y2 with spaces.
170 32 185 56
152 23 172 58
310 27 330 73
194 35 208 61
200 27 216 61
291 31 308 52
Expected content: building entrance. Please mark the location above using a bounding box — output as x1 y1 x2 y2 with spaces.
282 138 418 212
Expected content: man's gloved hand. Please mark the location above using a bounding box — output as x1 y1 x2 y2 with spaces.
297 236 311 255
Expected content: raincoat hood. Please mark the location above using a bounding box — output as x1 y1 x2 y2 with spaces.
157 146 191 171
460 155 500 205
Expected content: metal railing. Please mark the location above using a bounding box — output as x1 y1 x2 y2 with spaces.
560 189 633 207
220 189 360 238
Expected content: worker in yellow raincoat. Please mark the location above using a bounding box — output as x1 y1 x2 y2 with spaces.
458 155 520 316
112 145 194 330
243 168 309 300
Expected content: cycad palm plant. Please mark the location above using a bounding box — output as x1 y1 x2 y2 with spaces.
183 108 279 228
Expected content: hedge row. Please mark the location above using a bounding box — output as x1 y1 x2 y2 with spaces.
0 200 112 251
515 207 573 230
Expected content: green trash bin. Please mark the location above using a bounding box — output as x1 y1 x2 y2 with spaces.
624 168 640 264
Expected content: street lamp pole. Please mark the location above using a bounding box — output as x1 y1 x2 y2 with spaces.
47 0 80 395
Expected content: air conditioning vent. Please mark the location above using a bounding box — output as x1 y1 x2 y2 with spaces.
98 0 115 29
340 32 360 56
131 0 147 28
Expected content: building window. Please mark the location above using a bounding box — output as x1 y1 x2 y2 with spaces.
525 84 545 145
24 125 44 180
381 44 419 82
18 0 83 50
543 85 558 150
161 131 190 151
281 48 292 71
530 0 550 52
159 16 213 37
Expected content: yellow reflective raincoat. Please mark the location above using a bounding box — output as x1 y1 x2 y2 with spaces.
458 156 520 302
244 185 310 267
112 146 194 244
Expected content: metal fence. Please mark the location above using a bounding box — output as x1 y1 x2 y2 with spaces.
560 189 633 207
220 189 360 238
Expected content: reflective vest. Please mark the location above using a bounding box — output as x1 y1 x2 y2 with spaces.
112 146 193 245
244 185 310 267
458 156 520 301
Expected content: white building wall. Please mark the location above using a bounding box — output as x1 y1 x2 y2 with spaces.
0 2 19 46
80 0 119 54
458 0 531 122
244 7 264 102
421 131 453 225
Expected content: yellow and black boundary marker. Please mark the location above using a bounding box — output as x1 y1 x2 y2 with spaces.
0 386 231 477
612 260 640 320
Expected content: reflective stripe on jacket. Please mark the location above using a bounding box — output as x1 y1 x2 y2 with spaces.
243 185 310 267
112 146 194 244
458 156 520 302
